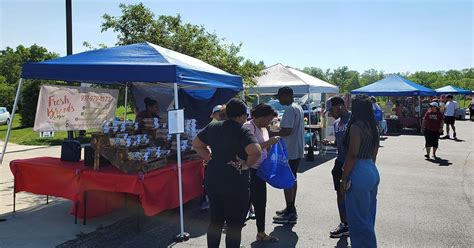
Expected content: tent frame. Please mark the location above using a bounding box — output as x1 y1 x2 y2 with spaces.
0 78 197 241
0 78 23 164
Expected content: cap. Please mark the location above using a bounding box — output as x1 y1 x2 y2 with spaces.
323 96 345 114
430 102 439 107
210 105 223 118
275 87 293 97
212 105 223 114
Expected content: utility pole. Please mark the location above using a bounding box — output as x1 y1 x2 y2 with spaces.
66 0 72 55
66 0 74 140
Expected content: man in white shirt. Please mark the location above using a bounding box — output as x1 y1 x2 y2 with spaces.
270 87 304 224
441 95 459 139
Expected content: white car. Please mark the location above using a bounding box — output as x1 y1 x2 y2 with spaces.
0 107 11 125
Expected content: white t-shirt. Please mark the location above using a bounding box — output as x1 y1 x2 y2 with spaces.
444 100 458 117
243 120 269 167
280 103 305 160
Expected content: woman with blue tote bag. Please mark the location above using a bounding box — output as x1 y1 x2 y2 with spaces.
243 103 280 242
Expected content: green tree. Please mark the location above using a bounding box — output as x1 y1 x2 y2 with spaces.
407 71 441 88
346 70 361 91
100 3 264 90
0 45 58 85
0 76 15 110
302 67 330 82
330 66 362 92
0 45 59 126
360 69 385 86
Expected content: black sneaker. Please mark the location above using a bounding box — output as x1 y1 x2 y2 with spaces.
273 211 297 224
275 208 287 216
329 223 349 238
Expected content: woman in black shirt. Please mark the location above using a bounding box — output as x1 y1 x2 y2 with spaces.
193 98 262 248
341 94 380 248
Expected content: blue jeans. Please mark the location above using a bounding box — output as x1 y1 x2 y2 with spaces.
345 159 380 248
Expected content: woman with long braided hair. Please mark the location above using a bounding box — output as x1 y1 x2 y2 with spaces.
341 94 380 248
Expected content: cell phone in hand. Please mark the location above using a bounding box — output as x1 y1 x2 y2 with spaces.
346 180 351 191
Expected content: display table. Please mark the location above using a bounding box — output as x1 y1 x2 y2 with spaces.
10 157 204 222
399 117 419 129
385 118 401 133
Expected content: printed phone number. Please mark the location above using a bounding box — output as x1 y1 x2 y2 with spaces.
80 95 114 102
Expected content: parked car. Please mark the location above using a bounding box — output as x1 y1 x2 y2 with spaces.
0 107 11 125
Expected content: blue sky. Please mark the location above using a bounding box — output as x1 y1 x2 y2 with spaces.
1 0 472 73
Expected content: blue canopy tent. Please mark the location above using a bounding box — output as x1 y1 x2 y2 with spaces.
1 42 243 240
351 75 436 133
351 74 436 96
435 85 471 95
436 85 472 115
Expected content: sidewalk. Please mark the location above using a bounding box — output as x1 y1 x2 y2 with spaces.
0 142 131 248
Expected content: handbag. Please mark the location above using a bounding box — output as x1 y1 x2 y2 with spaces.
256 139 296 189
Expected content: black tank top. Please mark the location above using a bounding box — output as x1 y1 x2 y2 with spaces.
354 123 379 159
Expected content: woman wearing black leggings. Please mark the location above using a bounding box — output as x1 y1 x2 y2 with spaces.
193 99 262 248
244 103 280 242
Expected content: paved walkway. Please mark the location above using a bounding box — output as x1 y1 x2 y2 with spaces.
0 120 473 247
0 142 130 248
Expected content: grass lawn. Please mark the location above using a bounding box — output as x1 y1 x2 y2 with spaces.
0 114 68 146
0 106 136 146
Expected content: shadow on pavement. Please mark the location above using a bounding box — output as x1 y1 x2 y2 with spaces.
58 199 208 248
335 237 351 248
248 225 298 248
426 157 452 166
298 154 337 173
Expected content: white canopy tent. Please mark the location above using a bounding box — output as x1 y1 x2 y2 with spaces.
247 63 339 96
247 64 338 160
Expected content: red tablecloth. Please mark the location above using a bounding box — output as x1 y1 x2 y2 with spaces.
10 157 204 219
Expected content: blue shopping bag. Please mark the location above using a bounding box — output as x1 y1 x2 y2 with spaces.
256 139 296 189
374 107 383 122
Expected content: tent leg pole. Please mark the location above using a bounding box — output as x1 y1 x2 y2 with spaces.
1 78 24 165
13 176 16 213
419 96 422 133
124 83 128 122
306 90 314 161
174 83 189 242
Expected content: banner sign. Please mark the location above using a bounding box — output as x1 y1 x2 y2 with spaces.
34 85 119 131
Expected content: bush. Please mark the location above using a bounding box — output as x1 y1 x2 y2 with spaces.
19 80 43 127
0 80 15 111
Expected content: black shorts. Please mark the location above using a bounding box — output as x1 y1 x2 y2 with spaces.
289 159 301 179
332 160 344 191
424 129 440 148
444 116 455 125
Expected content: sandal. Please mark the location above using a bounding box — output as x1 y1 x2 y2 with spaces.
256 233 279 242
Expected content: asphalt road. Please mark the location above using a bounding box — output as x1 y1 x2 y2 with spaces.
57 119 473 248
3 120 472 248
